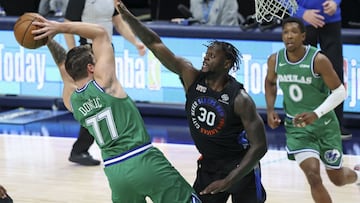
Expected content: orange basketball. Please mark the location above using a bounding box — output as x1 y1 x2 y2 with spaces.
13 13 48 49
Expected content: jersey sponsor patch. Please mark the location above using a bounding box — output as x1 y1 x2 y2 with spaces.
218 94 229 104
195 84 207 93
299 64 310 68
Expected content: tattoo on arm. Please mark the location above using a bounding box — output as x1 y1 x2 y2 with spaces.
47 39 67 66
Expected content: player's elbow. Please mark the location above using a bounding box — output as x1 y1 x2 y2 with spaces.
259 142 268 157
258 135 268 157
252 138 268 158
90 25 109 43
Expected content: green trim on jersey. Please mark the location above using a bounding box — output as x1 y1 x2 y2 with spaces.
71 80 151 160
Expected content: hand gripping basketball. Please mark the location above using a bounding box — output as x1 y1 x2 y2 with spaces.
13 12 48 49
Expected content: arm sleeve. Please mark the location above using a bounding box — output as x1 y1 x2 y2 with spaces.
313 84 346 118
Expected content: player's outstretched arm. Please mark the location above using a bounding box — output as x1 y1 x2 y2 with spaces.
33 16 117 94
112 14 146 56
114 0 198 90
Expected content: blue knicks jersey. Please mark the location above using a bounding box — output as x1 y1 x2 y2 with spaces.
185 73 248 159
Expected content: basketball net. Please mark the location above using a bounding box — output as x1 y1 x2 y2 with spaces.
255 0 298 23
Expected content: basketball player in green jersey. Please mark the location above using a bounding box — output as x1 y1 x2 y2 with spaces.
265 17 360 203
32 15 201 203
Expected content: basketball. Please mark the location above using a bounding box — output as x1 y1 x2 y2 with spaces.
13 13 48 49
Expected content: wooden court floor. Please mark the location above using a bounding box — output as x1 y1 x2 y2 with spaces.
0 134 359 203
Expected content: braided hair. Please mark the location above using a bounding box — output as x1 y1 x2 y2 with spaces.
205 40 242 72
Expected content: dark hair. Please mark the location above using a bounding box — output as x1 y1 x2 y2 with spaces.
282 17 306 33
65 45 94 81
205 40 242 71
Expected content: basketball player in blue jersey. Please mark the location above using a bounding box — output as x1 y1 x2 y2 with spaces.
32 14 201 203
115 1 268 203
265 17 360 203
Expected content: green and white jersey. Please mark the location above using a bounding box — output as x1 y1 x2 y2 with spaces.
70 80 151 160
276 45 330 117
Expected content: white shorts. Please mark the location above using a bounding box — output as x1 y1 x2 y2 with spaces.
294 151 320 165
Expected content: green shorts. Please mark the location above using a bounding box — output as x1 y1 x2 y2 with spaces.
104 146 199 203
284 112 343 168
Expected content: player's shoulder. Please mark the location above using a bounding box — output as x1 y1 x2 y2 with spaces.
235 88 254 106
266 52 278 68
267 52 277 61
313 51 330 65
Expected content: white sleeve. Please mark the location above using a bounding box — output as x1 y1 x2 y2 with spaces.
313 84 346 118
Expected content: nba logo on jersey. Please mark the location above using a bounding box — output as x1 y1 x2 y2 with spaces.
324 149 341 164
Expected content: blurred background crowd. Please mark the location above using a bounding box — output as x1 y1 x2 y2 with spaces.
0 0 359 29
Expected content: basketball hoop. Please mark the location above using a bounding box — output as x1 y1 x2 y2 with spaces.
255 0 298 23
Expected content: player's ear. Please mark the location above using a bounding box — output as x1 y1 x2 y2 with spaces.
301 32 306 42
224 59 232 70
114 0 120 12
87 63 95 74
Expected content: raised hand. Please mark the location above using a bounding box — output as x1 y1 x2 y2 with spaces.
32 15 60 41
